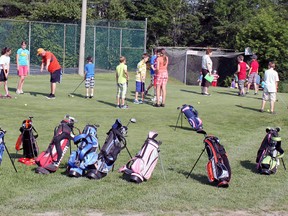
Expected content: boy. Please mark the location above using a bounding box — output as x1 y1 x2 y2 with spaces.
116 56 129 109
84 56 95 99
134 53 149 104
235 55 250 96
247 54 259 95
145 48 157 100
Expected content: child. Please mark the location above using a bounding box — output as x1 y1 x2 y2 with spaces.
116 56 129 109
0 47 12 98
211 70 219 87
84 56 95 99
134 53 149 104
230 78 236 88
235 55 250 96
197 72 203 86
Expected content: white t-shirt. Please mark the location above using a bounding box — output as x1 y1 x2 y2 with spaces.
264 68 279 92
0 55 10 70
202 54 212 72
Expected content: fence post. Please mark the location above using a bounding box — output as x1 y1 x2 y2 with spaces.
120 28 122 57
28 21 31 75
63 24 66 74
144 18 148 53
93 26 96 64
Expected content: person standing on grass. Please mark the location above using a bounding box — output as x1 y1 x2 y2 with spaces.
155 48 168 107
116 56 129 109
211 70 219 87
84 56 95 99
145 48 157 101
260 61 279 114
201 48 213 96
37 48 62 99
134 53 149 104
16 41 29 95
246 54 259 95
0 47 12 98
235 55 250 96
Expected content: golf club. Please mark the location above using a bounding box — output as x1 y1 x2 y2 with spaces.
126 118 136 127
68 79 85 97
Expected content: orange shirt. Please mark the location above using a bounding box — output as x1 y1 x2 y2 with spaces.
157 56 169 74
42 51 61 73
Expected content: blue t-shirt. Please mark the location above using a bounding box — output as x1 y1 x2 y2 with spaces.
150 54 157 75
17 48 29 66
85 63 95 78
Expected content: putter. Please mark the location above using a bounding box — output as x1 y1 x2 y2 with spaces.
68 79 85 97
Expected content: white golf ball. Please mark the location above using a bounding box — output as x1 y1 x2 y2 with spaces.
24 104 27 106
267 109 270 112
71 95 74 98
197 101 200 104
14 97 17 99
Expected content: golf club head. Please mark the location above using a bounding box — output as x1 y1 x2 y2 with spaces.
130 118 136 124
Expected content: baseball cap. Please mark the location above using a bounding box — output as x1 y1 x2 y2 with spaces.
252 54 257 59
37 48 44 56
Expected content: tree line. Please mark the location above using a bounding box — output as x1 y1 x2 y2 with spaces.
1 0 288 80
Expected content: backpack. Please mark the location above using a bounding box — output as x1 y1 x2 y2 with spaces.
178 104 203 131
119 131 161 183
15 117 39 165
67 124 99 177
256 127 284 175
35 115 77 174
204 135 231 187
86 119 129 180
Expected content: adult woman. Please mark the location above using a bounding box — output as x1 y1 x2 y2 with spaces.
16 41 30 94
155 48 169 107
201 48 213 96
0 47 12 98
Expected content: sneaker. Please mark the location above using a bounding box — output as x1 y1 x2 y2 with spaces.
89 96 93 99
154 103 160 107
254 92 258 95
246 91 249 94
20 90 24 94
144 90 148 95
5 94 12 98
160 104 165 107
121 105 128 109
203 93 211 96
259 109 264 113
116 104 120 108
85 96 89 99
138 99 143 104
16 90 21 95
134 99 139 104
46 94 55 99
271 111 276 115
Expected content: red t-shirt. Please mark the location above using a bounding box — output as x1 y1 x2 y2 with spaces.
250 60 259 73
238 62 247 80
42 51 61 73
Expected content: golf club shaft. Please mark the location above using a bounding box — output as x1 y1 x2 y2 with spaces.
71 79 85 94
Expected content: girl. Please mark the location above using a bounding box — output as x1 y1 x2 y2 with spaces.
16 41 30 94
0 47 12 98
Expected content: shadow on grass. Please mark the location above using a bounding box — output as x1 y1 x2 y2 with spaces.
180 89 202 95
97 100 117 108
216 91 238 97
240 160 258 174
27 91 51 97
177 168 217 186
235 105 261 112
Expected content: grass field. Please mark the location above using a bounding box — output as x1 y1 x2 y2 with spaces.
0 73 288 216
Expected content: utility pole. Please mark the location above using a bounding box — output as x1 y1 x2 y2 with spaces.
78 0 87 76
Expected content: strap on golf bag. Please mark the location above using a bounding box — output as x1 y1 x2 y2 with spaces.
67 124 99 177
181 104 203 130
119 131 161 183
0 130 5 165
15 118 39 159
204 135 231 187
35 119 76 174
86 119 128 179
256 127 284 175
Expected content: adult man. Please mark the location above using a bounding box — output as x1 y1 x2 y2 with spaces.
246 54 259 95
260 61 279 114
37 48 62 99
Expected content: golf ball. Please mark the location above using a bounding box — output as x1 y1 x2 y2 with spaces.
197 102 200 104
24 104 27 106
267 109 270 112
14 97 17 99
71 95 74 98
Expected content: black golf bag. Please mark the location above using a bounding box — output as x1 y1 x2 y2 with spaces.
67 124 99 177
15 117 39 165
176 104 203 131
35 115 77 174
86 119 129 180
119 131 161 183
256 127 285 175
204 135 231 187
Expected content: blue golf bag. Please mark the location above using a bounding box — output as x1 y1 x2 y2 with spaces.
86 119 131 180
175 104 203 131
67 124 99 177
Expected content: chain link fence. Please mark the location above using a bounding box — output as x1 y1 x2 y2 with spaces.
0 19 146 75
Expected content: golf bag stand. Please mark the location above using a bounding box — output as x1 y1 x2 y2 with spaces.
186 148 206 179
174 108 183 130
0 128 18 172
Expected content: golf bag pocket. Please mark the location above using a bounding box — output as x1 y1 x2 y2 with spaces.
119 131 161 183
256 127 284 175
86 119 128 180
67 124 99 177
181 104 203 130
35 119 75 174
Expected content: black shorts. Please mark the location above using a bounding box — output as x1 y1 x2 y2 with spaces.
201 69 210 87
50 68 62 83
0 69 7 82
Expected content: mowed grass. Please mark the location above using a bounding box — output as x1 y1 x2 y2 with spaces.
0 73 288 216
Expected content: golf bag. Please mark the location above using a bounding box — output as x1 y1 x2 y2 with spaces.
86 119 129 180
15 117 39 165
35 115 77 174
204 135 231 187
179 104 203 130
67 124 99 177
119 131 161 183
256 127 284 175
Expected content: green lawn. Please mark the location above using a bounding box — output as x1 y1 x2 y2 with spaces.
0 73 287 216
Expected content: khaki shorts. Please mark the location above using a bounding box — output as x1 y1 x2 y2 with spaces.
262 90 277 102
116 83 127 99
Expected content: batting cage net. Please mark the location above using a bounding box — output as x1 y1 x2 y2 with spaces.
163 47 244 86
0 19 146 75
